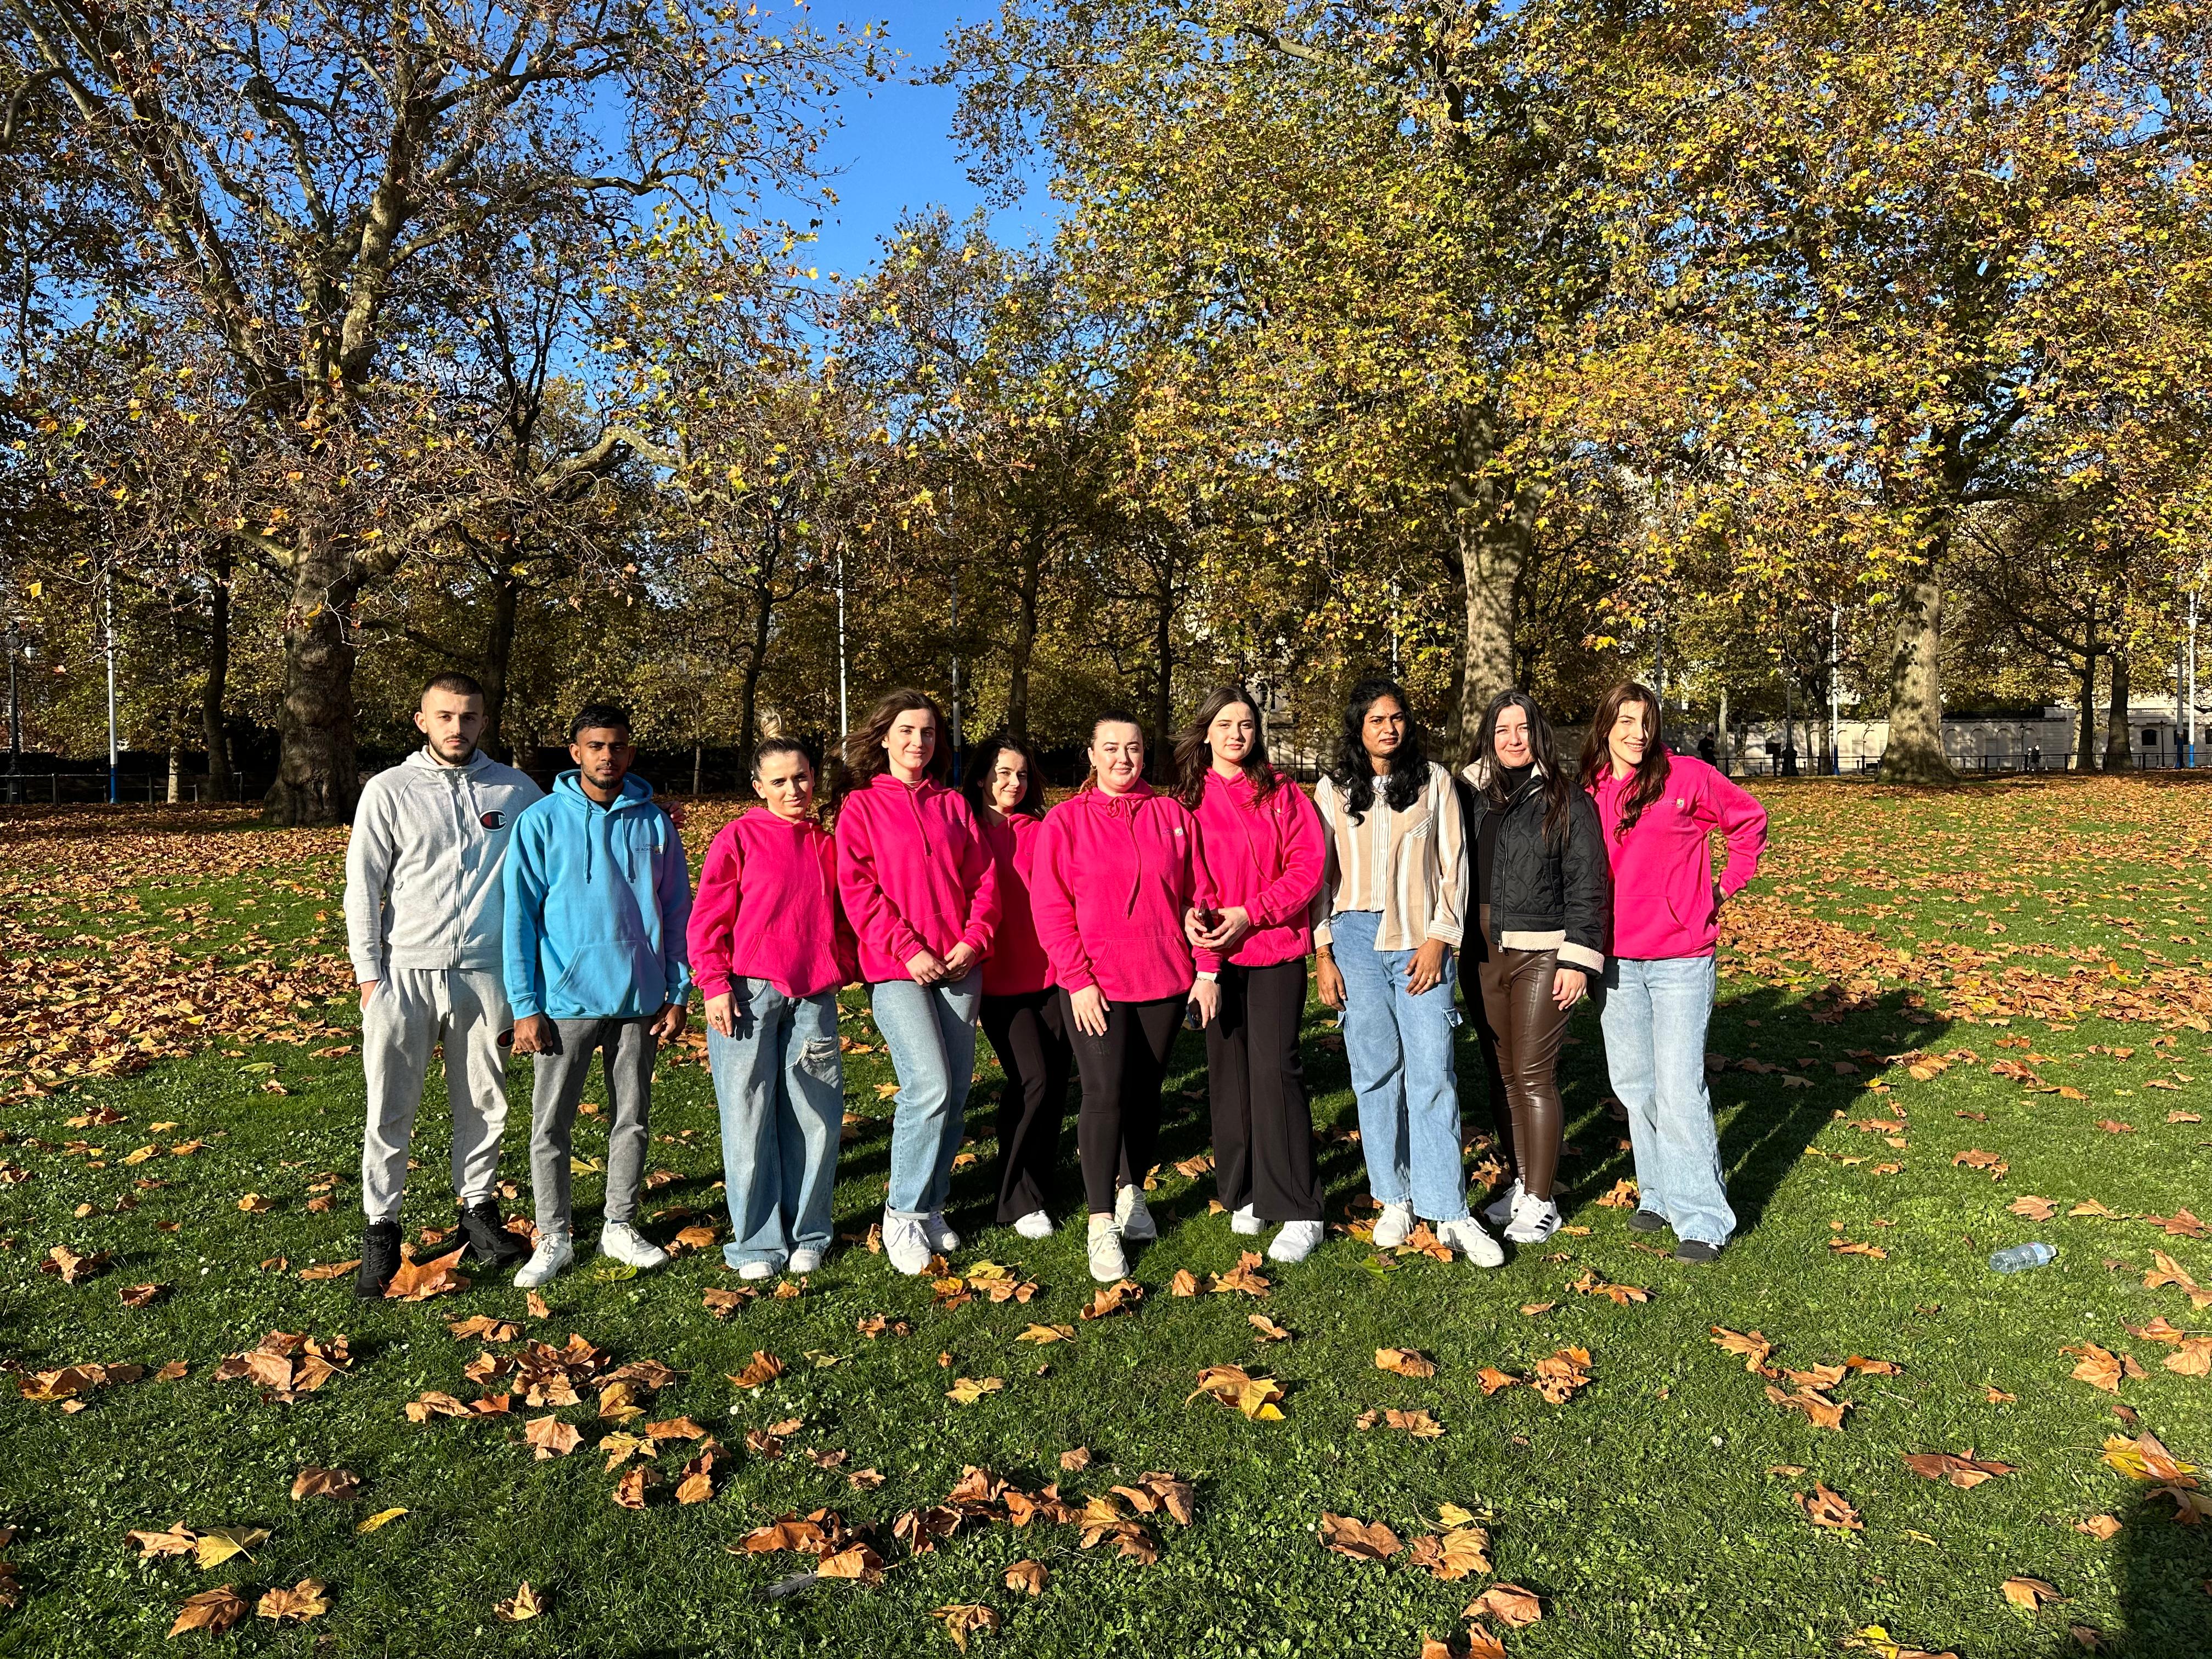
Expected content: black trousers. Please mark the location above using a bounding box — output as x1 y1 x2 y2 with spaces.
1066 990 1184 1215
981 990 1075 1223
1205 959 1321 1222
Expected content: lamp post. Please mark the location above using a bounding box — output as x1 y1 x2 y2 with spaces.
105 567 119 804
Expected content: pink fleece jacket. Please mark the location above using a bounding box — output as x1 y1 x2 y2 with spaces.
686 810 856 1000
1588 753 1767 960
1031 781 1221 1002
978 810 1053 997
834 772 1000 984
1192 768 1327 968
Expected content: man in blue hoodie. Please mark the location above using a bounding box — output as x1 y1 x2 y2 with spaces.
504 703 692 1287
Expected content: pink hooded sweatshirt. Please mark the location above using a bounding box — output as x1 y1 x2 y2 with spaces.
834 772 1000 984
687 809 857 1000
977 810 1053 997
1031 781 1221 1003
1588 753 1767 960
1192 768 1327 968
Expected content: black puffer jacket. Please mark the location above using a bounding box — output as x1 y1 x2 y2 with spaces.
1459 759 1609 973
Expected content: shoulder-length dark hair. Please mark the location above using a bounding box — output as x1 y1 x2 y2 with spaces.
963 732 1046 821
1578 681 1672 840
1471 689 1574 848
1329 676 1426 825
1172 685 1280 810
842 688 951 787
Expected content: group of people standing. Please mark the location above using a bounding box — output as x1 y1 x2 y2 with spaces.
343 669 1764 1298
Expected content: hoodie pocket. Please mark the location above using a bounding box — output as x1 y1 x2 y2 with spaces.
550 941 649 1010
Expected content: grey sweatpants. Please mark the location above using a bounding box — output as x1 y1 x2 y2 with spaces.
528 1018 658 1237
360 968 513 1222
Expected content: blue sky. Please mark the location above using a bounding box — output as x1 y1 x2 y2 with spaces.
786 1 1053 280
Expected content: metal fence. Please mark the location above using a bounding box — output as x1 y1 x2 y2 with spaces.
0 772 264 806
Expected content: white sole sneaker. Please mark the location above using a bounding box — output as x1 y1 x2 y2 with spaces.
787 1248 824 1275
1114 1186 1157 1242
514 1234 573 1289
1266 1220 1325 1263
1372 1203 1415 1249
736 1260 775 1281
922 1211 961 1253
1012 1210 1054 1241
1481 1180 1523 1228
1230 1205 1264 1237
1086 1220 1128 1283
882 1214 932 1276
1437 1216 1505 1268
1504 1195 1562 1245
598 1223 669 1269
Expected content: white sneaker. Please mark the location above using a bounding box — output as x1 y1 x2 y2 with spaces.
882 1213 932 1276
1481 1179 1525 1227
787 1247 824 1275
1266 1220 1325 1263
922 1210 961 1252
1230 1204 1264 1237
514 1230 573 1289
1504 1192 1562 1245
737 1259 775 1281
1373 1202 1415 1249
599 1222 668 1269
1437 1216 1505 1268
1086 1216 1128 1283
1114 1184 1157 1242
1012 1210 1054 1241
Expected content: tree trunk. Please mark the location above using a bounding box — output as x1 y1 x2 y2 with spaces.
1877 574 1956 784
2074 632 2100 773
1717 682 1732 775
2103 651 2133 772
481 567 521 760
1005 533 1042 742
263 532 362 826
202 548 232 795
1454 509 1530 759
692 741 704 795
1152 549 1175 781
737 579 776 768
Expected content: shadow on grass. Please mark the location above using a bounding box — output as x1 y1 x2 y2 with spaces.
2112 1485 2212 1659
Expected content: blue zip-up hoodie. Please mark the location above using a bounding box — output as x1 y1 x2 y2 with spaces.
503 770 692 1021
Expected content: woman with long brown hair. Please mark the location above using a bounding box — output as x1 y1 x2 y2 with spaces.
1174 686 1329 1262
1579 682 1766 1262
1461 690 1609 1247
835 689 1000 1276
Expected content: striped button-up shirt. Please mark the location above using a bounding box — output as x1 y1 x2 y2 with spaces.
1310 761 1468 950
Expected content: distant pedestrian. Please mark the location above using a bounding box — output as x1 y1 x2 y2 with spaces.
345 672 541 1297
1582 682 1766 1263
504 704 692 1288
1697 734 1717 767
689 738 855 1280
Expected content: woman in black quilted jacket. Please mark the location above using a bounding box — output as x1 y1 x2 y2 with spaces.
1458 690 1610 1245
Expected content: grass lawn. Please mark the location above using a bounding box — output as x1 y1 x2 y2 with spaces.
2 776 2209 1658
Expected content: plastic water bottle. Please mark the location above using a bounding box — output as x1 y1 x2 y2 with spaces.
1989 1242 2056 1273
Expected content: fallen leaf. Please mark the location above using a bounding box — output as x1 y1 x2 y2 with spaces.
1376 1347 1437 1378
729 1352 785 1390
255 1579 329 1624
933 1603 1000 1650
1903 1451 2015 1488
357 1508 408 1533
383 1245 470 1302
1015 1323 1075 1345
1798 1482 1864 1531
946 1376 1005 1405
1465 1583 1543 1627
290 1466 360 1502
1765 1384 1848 1431
816 1544 885 1582
2001 1576 2063 1610
525 1416 582 1459
168 1587 247 1638
1005 1559 1048 1595
1407 1526 1489 1579
2074 1515 2122 1540
1317 1511 1403 1561
1249 1313 1294 1342
1059 1448 1092 1471
494 1582 540 1622
675 1451 715 1505
1710 1327 1775 1372
611 1465 660 1509
1190 1364 1285 1419
192 1525 269 1569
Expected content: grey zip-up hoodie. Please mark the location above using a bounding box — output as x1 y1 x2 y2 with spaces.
345 747 545 981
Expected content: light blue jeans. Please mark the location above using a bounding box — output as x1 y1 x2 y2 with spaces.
871 969 981 1218
1599 954 1735 1247
1330 909 1468 1222
706 980 844 1270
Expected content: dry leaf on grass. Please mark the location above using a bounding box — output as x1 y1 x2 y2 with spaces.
1005 1559 1048 1595
2074 1515 2122 1540
1765 1384 1849 1431
289 1465 360 1502
357 1508 408 1533
816 1544 885 1582
524 1416 582 1459
1530 1348 1593 1404
494 1582 541 1622
1798 1483 1864 1532
1189 1365 1284 1420
1902 1451 2015 1489
1249 1313 1293 1342
2064 1344 2145 1394
1465 1583 1543 1627
933 1604 1000 1651
382 1245 470 1302
1847 1627 1959 1659
255 1579 329 1624
1317 1512 1402 1561
1570 1269 1651 1305
2001 1576 2063 1611
1463 1627 1510 1659
1015 1323 1075 1344
1711 1327 1775 1372
1407 1526 1491 1580
946 1376 1005 1404
675 1451 716 1505
728 1351 784 1390
168 1587 247 1638
1376 1347 1437 1378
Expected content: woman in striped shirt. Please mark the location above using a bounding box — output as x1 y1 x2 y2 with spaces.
1312 678 1503 1267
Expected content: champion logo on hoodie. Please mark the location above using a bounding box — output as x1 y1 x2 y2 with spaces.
480 809 507 830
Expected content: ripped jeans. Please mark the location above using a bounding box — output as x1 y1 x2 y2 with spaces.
706 979 845 1270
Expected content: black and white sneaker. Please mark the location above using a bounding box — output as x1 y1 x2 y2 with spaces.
459 1199 529 1266
356 1221 402 1299
1627 1209 1668 1233
1674 1239 1723 1263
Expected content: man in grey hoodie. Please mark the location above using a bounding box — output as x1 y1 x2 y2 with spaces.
345 672 544 1296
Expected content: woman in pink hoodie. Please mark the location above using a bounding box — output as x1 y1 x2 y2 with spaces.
1031 711 1221 1282
961 732 1073 1242
835 689 1001 1277
1173 687 1328 1265
1579 682 1767 1262
687 738 857 1280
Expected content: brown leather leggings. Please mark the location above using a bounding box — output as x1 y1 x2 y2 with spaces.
1468 906 1571 1200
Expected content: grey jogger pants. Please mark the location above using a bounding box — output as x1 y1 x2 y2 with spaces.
528 1017 658 1237
360 967 514 1222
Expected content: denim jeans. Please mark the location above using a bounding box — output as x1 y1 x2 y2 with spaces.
870 969 981 1218
1599 953 1735 1247
1330 908 1468 1222
706 979 844 1270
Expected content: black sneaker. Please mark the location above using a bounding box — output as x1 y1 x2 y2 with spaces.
458 1199 530 1266
1674 1239 1724 1263
1628 1209 1669 1233
356 1221 402 1298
